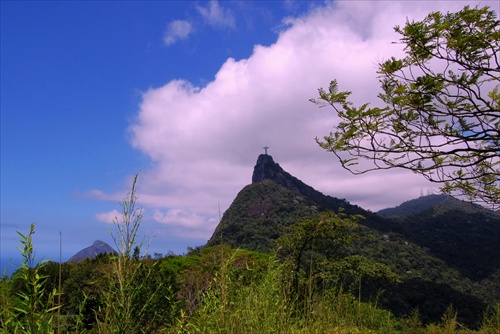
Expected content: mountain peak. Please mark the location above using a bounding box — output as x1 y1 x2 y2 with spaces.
92 240 109 247
251 154 278 183
252 154 320 199
68 240 116 263
250 154 360 214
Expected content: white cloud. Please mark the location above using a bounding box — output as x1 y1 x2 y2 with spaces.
151 209 216 239
164 20 193 46
80 189 121 202
95 210 121 224
196 0 235 29
129 1 491 241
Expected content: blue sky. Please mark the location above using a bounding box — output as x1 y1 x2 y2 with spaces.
1 0 497 274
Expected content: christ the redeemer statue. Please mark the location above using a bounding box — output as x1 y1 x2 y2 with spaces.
263 146 270 155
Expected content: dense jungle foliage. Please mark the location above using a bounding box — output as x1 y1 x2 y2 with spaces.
1 208 499 333
3 4 499 332
2 159 499 333
206 178 500 329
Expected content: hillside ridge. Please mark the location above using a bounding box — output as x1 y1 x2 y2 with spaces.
378 194 497 217
252 154 325 202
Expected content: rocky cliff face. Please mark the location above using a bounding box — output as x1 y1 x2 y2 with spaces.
251 154 340 209
207 154 366 250
251 154 312 193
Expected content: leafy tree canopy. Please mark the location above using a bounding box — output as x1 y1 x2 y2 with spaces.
311 5 499 208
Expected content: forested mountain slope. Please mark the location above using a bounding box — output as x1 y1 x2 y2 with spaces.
207 154 500 327
378 194 497 217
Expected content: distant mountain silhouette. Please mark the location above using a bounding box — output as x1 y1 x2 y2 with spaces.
68 240 116 263
378 194 495 217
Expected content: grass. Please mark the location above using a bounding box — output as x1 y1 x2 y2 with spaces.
2 173 499 333
0 223 60 333
2 224 500 334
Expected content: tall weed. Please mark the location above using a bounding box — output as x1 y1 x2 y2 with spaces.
481 303 500 334
96 173 176 333
0 223 60 333
170 254 402 334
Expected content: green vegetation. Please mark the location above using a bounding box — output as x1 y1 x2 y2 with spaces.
1 177 498 333
2 226 500 333
208 163 500 329
1 223 60 332
2 6 499 332
276 211 399 302
95 173 177 333
311 5 500 208
207 179 324 252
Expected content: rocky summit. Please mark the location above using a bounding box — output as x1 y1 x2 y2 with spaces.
251 154 320 199
251 154 356 211
207 154 372 251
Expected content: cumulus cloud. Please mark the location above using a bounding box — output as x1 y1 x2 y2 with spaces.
164 20 193 46
196 0 235 29
130 1 490 241
95 210 121 224
151 209 216 239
